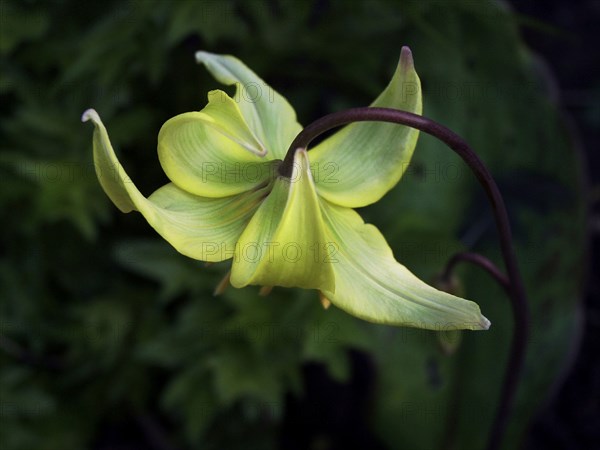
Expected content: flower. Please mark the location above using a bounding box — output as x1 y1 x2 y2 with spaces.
82 47 490 331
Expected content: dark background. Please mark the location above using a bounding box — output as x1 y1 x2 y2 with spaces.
508 1 599 449
0 1 597 449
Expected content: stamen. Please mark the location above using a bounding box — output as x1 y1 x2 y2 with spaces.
319 291 331 310
259 286 273 296
213 270 231 296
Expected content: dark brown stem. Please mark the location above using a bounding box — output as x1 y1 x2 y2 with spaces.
443 252 511 294
281 107 530 450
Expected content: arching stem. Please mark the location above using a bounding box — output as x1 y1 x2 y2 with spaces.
443 252 511 295
281 107 530 450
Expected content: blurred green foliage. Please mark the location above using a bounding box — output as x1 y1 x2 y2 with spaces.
0 0 586 449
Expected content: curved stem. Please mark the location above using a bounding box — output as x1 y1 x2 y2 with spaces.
443 252 511 295
282 107 530 450
440 251 511 450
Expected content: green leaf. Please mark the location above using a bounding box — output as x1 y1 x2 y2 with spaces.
0 3 49 55
166 0 245 45
113 239 210 302
161 364 216 443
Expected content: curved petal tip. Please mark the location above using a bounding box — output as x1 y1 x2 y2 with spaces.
400 46 414 70
195 50 210 63
481 316 492 330
81 108 100 124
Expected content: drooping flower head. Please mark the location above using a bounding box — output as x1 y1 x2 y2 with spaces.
83 47 490 331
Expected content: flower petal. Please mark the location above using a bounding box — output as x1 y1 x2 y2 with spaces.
158 90 278 198
310 47 423 208
319 200 490 330
230 149 335 291
82 109 267 262
196 51 302 160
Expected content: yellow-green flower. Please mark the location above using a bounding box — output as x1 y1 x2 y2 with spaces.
82 48 490 331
